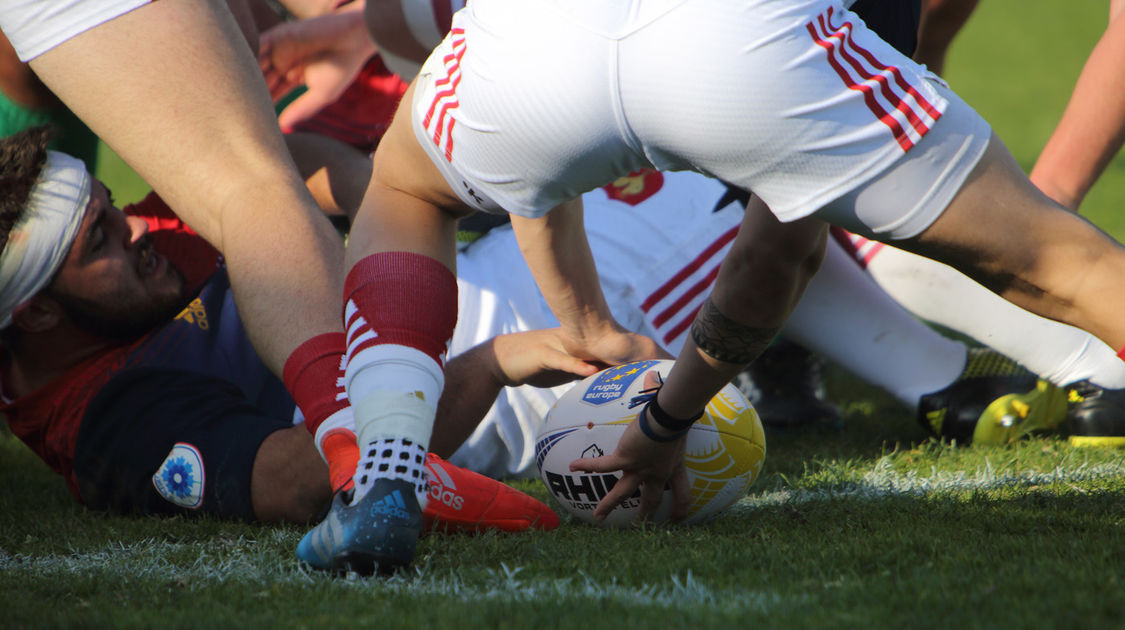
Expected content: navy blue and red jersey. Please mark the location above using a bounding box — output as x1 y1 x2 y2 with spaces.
1 193 293 501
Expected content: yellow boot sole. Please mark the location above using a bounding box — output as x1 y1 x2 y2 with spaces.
971 380 1068 446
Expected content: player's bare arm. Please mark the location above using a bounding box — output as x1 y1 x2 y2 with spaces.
572 203 827 521
569 371 692 523
691 299 779 363
511 204 669 367
430 328 601 457
654 202 828 421
1029 3 1125 211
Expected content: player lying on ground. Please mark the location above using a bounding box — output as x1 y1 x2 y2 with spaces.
285 0 1125 575
0 0 351 385
0 127 567 530
0 0 390 551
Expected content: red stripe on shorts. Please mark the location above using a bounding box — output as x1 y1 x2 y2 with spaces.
423 30 467 162
807 9 930 151
821 10 932 141
825 8 942 133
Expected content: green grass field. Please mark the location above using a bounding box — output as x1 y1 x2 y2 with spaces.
5 1 1125 628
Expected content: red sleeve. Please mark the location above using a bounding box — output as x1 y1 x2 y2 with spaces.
124 193 221 290
125 192 196 234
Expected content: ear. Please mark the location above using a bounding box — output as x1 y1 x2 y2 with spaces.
11 295 63 333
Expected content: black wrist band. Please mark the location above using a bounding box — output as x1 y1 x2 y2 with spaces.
637 404 686 442
627 379 703 442
645 395 703 432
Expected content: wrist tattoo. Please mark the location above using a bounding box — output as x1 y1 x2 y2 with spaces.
690 298 778 364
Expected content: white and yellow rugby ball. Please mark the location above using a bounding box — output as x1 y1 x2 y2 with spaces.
534 360 766 527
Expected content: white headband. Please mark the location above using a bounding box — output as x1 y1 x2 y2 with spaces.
0 151 90 328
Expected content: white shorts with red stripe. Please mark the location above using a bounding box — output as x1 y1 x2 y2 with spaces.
448 170 743 478
413 0 989 237
0 0 149 61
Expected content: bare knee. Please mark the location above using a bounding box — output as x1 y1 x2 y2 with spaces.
251 426 332 523
714 206 827 327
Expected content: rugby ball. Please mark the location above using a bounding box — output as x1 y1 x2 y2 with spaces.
534 360 766 527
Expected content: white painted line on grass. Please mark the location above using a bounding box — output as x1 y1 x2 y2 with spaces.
731 456 1125 514
0 543 805 612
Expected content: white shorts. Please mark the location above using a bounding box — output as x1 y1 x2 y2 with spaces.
449 170 743 478
413 0 989 238
0 0 150 61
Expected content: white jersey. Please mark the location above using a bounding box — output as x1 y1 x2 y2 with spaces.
413 0 976 237
0 0 149 61
448 170 742 478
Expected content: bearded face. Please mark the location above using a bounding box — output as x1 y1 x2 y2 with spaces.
43 181 188 341
46 234 187 340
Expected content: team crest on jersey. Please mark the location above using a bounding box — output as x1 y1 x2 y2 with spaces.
173 298 209 330
602 170 664 206
152 442 206 509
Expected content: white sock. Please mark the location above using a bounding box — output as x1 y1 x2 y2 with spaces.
312 407 356 459
782 238 969 410
344 341 442 504
854 238 1125 389
354 436 429 506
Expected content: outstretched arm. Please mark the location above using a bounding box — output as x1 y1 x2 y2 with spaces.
572 199 828 522
511 202 669 367
430 328 601 457
1030 2 1125 211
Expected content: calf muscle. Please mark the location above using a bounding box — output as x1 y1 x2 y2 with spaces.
905 133 1125 350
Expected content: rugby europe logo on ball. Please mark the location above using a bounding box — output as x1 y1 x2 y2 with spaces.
534 360 766 527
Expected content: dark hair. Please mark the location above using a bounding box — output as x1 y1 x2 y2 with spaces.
0 125 54 252
0 126 53 346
